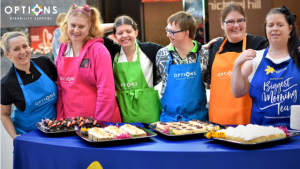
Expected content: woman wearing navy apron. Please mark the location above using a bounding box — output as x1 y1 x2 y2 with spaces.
232 6 300 127
1 31 57 139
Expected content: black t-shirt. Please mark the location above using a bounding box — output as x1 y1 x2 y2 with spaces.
1 56 57 111
208 34 267 82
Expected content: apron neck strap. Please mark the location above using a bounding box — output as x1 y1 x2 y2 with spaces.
263 46 270 58
216 34 247 55
114 42 139 63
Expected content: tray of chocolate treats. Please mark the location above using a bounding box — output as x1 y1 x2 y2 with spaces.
148 120 226 136
36 116 101 133
76 123 157 143
205 124 300 145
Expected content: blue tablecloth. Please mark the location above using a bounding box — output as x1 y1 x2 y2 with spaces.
14 124 300 169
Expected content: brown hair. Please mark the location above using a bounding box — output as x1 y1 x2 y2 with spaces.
167 11 197 39
56 13 66 26
59 5 104 44
221 1 246 22
0 31 28 52
113 15 138 34
264 7 300 70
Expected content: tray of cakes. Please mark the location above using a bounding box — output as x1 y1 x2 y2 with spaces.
76 123 157 142
36 116 101 133
205 124 300 145
148 120 225 136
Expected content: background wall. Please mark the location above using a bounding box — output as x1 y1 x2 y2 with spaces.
144 1 183 46
272 0 300 31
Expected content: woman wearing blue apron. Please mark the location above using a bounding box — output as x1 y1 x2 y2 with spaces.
1 31 57 139
231 6 300 127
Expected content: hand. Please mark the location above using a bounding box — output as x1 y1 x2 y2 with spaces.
13 134 20 140
234 49 256 67
202 37 223 50
298 46 300 53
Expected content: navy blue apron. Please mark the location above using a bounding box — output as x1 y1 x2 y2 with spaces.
249 47 300 126
12 61 57 134
160 51 208 122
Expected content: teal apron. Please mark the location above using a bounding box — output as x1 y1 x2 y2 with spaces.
12 61 57 134
160 51 208 122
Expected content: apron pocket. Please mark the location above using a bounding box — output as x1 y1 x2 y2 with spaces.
117 89 161 123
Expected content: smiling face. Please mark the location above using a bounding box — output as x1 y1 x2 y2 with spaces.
5 36 30 68
67 15 90 44
115 24 138 48
266 13 292 46
221 10 246 43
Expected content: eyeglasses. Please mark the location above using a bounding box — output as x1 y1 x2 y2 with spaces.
165 27 185 36
223 19 245 26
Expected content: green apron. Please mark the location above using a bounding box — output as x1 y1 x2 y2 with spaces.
113 43 161 123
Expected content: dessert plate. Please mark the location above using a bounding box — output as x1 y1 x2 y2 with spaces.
76 126 157 143
211 131 300 145
36 122 79 133
149 121 226 137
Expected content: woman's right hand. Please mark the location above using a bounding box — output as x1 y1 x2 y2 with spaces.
234 49 256 67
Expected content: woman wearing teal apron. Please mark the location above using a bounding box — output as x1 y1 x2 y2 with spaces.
106 15 162 123
1 31 57 139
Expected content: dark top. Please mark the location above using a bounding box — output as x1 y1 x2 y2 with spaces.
103 37 164 86
207 34 267 82
1 56 57 111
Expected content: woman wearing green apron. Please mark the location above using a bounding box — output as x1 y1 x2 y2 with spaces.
104 15 163 123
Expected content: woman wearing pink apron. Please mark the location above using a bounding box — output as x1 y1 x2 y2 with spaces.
56 4 121 122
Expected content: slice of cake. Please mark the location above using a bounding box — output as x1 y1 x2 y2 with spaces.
119 124 147 137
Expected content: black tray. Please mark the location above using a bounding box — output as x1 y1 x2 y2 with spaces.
36 122 78 133
149 121 226 137
211 131 300 145
76 126 157 143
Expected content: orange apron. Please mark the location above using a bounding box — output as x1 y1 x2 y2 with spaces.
209 35 252 125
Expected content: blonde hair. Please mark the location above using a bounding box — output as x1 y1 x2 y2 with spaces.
56 13 67 26
59 5 104 44
0 31 29 52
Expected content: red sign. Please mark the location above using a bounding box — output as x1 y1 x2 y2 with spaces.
28 26 58 54
142 0 181 2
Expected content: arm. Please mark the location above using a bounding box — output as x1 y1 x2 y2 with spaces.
56 75 64 119
107 34 118 43
94 47 116 122
231 49 256 98
102 23 114 33
200 48 210 84
202 37 224 50
1 104 18 139
55 54 64 119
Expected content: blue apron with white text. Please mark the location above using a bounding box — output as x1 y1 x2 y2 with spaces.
12 61 57 134
160 51 208 122
249 47 300 126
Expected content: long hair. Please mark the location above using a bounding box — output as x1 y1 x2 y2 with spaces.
264 7 300 70
59 5 104 44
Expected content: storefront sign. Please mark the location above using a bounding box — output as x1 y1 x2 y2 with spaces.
1 0 86 28
28 26 58 54
142 0 182 2
184 0 206 44
208 0 272 39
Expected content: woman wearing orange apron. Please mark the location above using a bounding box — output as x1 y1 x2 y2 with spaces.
208 2 267 125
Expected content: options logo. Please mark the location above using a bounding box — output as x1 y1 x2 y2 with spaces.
31 4 43 16
4 4 57 15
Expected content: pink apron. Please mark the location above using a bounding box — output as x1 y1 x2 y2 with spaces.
57 47 97 118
